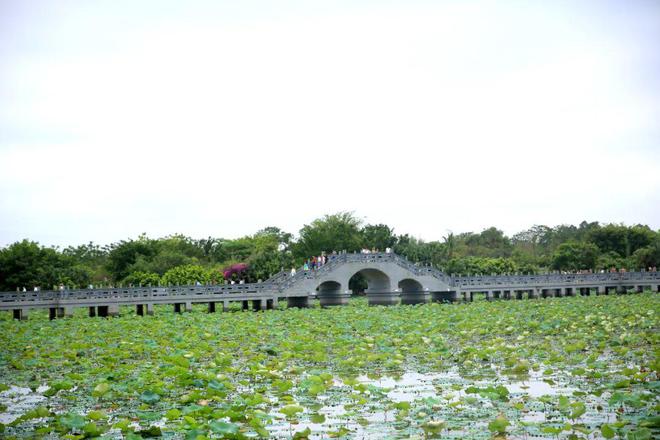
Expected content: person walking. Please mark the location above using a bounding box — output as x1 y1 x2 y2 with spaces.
290 267 296 277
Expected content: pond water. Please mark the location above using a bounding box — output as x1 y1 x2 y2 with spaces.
0 385 48 424
266 368 587 439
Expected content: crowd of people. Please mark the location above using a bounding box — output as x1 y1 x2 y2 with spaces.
296 253 332 274
290 248 394 276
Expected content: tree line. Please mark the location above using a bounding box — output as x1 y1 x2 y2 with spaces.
0 212 658 291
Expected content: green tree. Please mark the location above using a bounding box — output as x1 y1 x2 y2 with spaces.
161 264 213 286
551 241 599 271
122 271 161 286
626 225 656 256
512 225 553 259
106 235 159 281
361 224 396 251
0 240 88 290
442 232 455 260
456 227 512 258
294 212 363 260
246 228 295 281
394 234 429 263
629 236 660 269
62 242 109 282
445 256 518 275
596 251 625 271
587 224 628 257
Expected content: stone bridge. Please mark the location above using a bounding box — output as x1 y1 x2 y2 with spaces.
1 252 658 320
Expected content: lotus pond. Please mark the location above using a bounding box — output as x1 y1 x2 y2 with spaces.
0 294 658 439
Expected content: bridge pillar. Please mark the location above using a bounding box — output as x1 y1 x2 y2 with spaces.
653 284 659 293
485 291 494 301
287 296 310 308
267 298 279 310
108 304 120 317
366 289 400 306
597 286 607 295
223 301 229 312
529 289 540 299
89 306 97 317
174 302 193 313
135 304 153 316
59 306 74 317
12 308 28 321
555 288 564 297
635 285 644 293
318 282 350 307
431 291 458 303
400 290 430 305
252 299 266 311
503 290 512 300
318 292 350 306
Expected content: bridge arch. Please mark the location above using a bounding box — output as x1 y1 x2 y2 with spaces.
316 280 345 307
350 268 392 292
347 267 399 306
398 278 429 305
398 278 423 293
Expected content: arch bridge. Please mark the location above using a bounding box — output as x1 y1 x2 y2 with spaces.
1 253 658 320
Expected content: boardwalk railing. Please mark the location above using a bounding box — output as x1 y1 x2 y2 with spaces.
1 253 658 318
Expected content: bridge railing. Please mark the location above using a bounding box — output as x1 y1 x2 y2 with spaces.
453 271 660 287
0 282 280 305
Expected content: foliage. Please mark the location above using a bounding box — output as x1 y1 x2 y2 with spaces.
1 217 659 290
0 240 91 290
161 264 215 286
445 256 518 275
0 294 657 438
361 224 396 251
551 241 599 271
293 212 363 260
122 271 161 287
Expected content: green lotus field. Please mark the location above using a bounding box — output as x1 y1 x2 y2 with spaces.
0 294 658 439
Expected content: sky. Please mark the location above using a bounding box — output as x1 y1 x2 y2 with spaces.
1 0 659 247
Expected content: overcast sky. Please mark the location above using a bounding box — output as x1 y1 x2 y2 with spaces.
1 0 659 247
